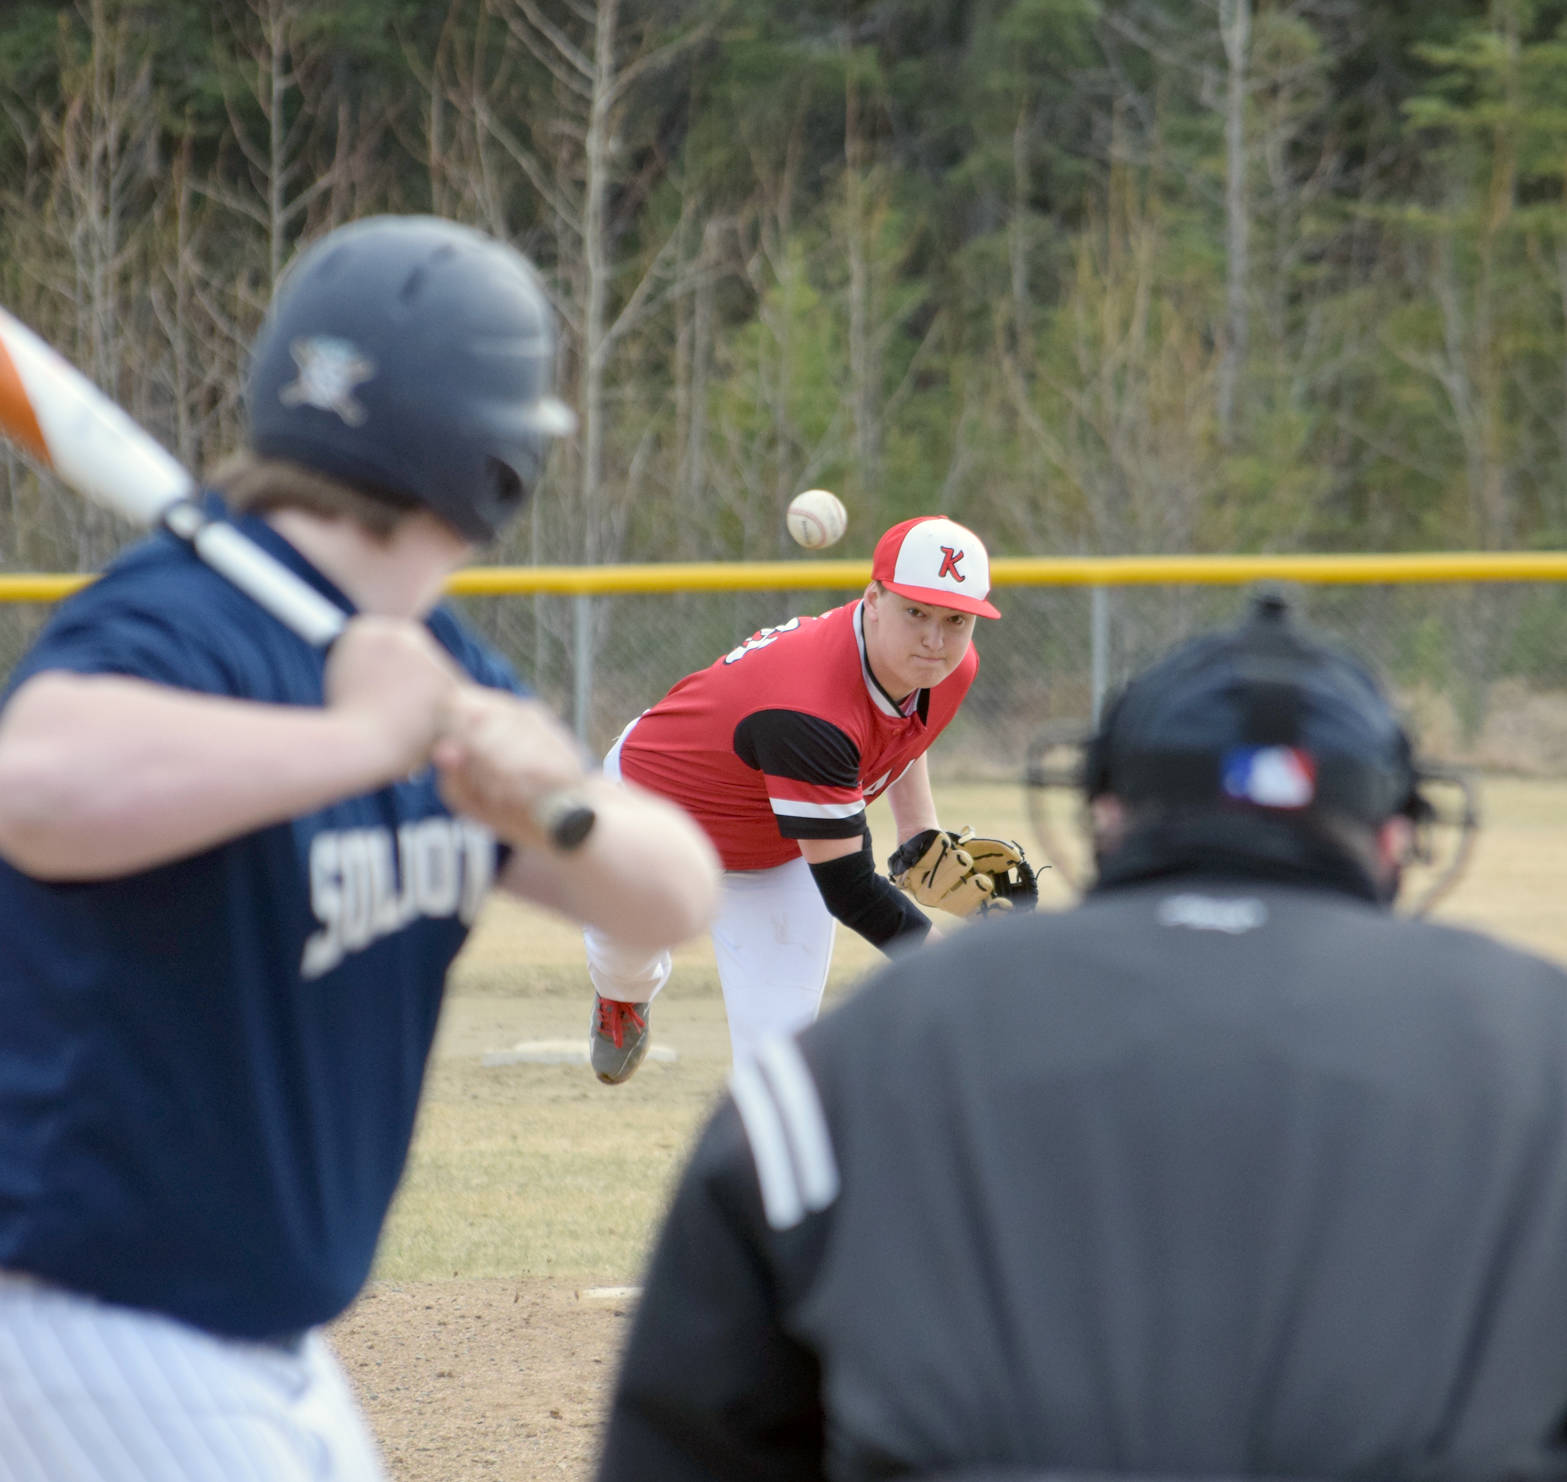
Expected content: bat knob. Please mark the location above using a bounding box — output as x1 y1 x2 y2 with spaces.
537 791 597 851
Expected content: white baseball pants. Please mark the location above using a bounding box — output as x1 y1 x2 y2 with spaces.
0 1274 385 1482
586 722 838 1066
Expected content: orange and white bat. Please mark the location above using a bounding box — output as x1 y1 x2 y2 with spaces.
0 304 348 644
0 304 595 850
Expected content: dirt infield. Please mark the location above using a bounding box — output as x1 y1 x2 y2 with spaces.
331 1278 628 1480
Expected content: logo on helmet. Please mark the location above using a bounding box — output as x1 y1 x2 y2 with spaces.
279 337 376 427
1221 746 1317 809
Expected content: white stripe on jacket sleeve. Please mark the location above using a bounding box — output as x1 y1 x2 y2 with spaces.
729 1036 840 1231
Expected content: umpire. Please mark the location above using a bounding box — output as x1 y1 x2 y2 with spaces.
596 590 1567 1482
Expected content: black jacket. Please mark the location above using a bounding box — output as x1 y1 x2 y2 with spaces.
598 872 1567 1482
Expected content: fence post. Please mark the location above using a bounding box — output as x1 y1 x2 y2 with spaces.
1090 584 1110 722
573 591 593 746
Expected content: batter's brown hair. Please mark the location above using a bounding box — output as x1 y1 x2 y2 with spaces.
210 452 419 541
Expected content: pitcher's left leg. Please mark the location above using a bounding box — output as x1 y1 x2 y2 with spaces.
711 857 837 1066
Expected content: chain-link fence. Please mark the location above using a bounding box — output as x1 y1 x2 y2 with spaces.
447 575 1567 779
5 565 1567 780
0 601 64 686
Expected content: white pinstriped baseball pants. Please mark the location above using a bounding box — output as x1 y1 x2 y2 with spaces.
585 720 839 1066
0 1274 385 1481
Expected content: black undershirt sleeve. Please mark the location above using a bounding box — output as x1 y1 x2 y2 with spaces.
735 708 868 841
808 835 932 953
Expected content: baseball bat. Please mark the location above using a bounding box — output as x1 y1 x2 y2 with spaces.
0 305 596 852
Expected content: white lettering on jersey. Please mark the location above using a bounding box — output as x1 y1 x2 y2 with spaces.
723 618 802 664
1156 893 1268 935
301 818 497 979
862 758 914 802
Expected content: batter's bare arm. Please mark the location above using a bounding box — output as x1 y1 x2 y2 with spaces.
0 618 458 881
434 687 720 950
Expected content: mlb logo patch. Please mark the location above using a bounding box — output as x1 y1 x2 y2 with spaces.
1221 745 1316 809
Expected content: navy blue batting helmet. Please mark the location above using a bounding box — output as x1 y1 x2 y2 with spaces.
1086 588 1420 826
246 215 576 543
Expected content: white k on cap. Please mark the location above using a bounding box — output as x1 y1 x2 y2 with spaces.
871 515 1000 618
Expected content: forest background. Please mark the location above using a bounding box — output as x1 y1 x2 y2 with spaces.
5 0 1567 749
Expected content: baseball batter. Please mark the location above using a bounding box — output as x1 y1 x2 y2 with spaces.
585 515 1036 1078
597 592 1567 1482
0 217 718 1481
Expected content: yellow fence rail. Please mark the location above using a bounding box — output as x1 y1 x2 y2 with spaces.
5 550 1567 606
448 551 1567 594
4 552 1565 747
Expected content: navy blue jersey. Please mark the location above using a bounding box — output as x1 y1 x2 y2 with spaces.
0 503 522 1340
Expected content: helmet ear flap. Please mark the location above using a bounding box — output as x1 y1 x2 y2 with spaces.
483 457 528 521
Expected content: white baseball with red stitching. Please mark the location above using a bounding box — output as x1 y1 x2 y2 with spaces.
787 489 848 549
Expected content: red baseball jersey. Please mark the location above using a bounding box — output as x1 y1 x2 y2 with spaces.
617 599 977 871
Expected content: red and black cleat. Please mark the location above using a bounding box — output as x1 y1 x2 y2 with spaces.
589 995 651 1085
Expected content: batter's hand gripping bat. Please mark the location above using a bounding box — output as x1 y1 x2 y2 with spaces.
0 305 596 851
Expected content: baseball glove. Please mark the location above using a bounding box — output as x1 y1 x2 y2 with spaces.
887 828 1039 918
960 834 1038 914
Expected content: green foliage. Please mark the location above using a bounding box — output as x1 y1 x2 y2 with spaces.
6 0 1567 577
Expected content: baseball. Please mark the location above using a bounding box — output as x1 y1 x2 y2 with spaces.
787 489 848 549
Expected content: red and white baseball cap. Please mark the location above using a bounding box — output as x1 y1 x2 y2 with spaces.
871 515 1000 619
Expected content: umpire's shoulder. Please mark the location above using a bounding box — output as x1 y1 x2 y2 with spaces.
813 885 1567 1066
1364 899 1567 1003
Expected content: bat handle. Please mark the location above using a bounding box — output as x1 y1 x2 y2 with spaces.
168 502 597 850
536 790 597 851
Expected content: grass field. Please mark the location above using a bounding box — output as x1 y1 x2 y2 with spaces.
372 774 1567 1290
